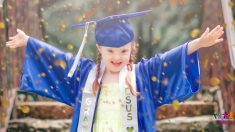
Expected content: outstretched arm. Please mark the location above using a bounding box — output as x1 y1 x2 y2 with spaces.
5 29 95 106
187 25 224 55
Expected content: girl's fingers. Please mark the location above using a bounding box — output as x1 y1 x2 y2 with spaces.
218 31 224 37
215 27 223 34
9 37 15 40
215 38 223 43
9 45 17 49
210 25 221 34
6 43 15 46
6 41 16 45
215 30 224 39
17 29 24 35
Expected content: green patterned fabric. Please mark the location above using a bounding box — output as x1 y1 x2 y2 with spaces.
93 83 124 132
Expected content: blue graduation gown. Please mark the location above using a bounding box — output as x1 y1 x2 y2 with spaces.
20 37 200 132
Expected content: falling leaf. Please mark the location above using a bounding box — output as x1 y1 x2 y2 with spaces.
21 106 30 113
55 59 67 69
210 77 220 86
190 28 200 38
172 100 180 111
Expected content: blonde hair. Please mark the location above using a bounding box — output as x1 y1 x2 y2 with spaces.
92 42 140 96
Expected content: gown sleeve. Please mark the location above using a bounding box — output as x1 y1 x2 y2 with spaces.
19 37 95 106
136 42 200 108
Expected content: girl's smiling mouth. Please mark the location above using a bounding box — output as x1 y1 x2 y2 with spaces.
111 61 122 67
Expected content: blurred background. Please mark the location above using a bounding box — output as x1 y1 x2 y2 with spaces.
0 0 235 131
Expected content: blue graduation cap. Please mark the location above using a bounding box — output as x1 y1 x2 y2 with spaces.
68 10 152 77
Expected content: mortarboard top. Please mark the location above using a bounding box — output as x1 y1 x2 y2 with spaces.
68 10 152 77
72 10 152 47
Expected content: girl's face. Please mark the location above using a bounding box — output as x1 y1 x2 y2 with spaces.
96 42 132 74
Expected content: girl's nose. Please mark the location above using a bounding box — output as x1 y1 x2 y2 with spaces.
113 54 121 60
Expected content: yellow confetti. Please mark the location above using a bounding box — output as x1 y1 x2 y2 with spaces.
0 22 5 29
0 113 6 124
227 73 235 81
60 20 67 32
49 65 53 69
210 77 220 86
41 72 46 77
202 59 209 68
232 20 235 27
37 48 43 54
228 1 234 7
190 28 200 38
2 98 9 109
76 77 80 81
151 76 157 82
223 23 227 29
172 100 180 111
44 35 48 39
21 106 30 113
67 43 74 50
163 62 168 67
55 59 67 69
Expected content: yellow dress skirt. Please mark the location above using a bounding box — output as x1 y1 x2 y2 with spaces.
93 83 124 132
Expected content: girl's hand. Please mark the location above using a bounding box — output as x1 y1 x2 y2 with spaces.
197 25 224 48
6 29 29 48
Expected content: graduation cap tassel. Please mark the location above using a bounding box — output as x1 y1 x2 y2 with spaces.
68 22 90 77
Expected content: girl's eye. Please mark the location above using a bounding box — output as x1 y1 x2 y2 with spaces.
108 50 113 53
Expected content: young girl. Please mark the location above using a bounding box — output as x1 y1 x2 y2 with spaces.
6 10 224 132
